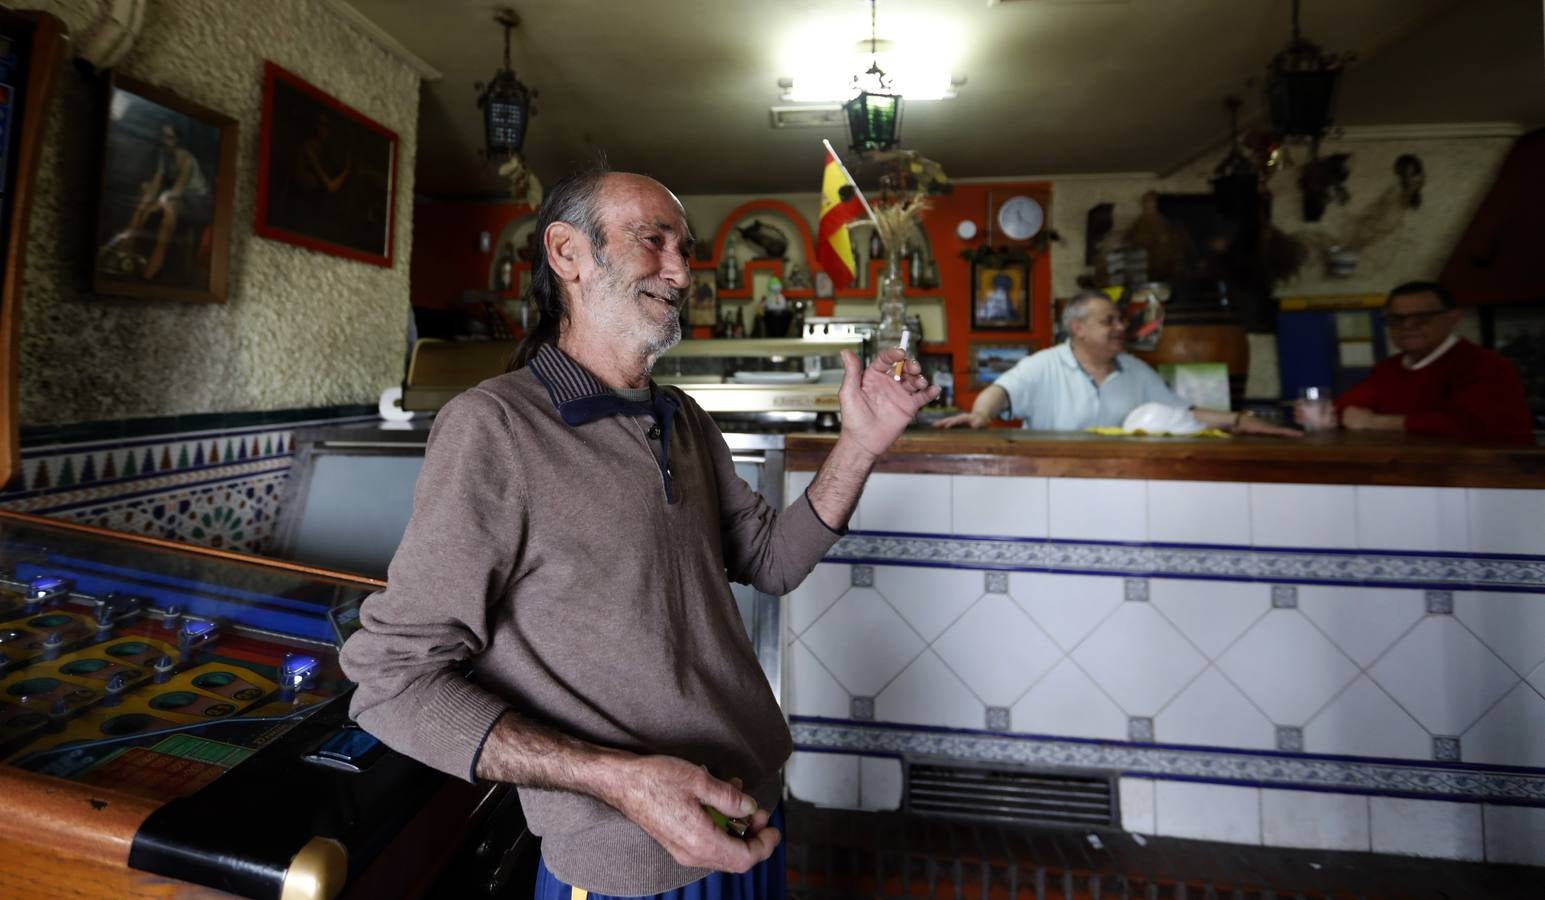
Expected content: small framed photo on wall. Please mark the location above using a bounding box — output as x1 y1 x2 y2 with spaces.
687 269 718 327
970 341 1033 389
971 260 1031 331
93 73 238 302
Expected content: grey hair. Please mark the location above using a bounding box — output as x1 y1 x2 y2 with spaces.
1060 289 1115 337
508 165 613 370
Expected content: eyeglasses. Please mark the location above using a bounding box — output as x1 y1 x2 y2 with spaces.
1385 310 1446 328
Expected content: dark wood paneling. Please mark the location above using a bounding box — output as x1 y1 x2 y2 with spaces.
787 431 1545 488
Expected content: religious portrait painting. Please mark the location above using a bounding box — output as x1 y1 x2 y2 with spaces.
971 260 1031 331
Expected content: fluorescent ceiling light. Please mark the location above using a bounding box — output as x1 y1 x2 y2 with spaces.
779 11 963 103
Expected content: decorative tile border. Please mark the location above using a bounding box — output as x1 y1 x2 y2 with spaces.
825 532 1545 593
791 718 1545 805
3 410 378 554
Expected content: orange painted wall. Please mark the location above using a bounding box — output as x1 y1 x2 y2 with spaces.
916 181 1052 411
407 181 1052 412
411 200 535 311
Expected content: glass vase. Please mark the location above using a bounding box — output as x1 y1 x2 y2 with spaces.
874 243 908 352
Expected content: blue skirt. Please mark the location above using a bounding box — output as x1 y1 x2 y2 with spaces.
533 807 785 900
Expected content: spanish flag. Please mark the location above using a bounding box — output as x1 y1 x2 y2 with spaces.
817 150 864 290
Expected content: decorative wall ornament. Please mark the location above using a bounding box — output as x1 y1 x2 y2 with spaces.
74 0 146 70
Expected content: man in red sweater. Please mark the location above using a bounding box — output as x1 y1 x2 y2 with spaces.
1331 281 1533 443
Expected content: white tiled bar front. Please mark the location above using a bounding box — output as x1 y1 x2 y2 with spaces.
781 463 1545 866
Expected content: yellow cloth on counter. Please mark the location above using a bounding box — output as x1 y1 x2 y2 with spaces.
1085 426 1232 438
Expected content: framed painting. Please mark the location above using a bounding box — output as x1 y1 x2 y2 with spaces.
970 260 1031 331
970 341 1033 389
687 269 718 327
93 73 237 302
255 61 398 267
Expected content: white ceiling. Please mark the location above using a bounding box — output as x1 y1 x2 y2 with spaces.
343 0 1545 198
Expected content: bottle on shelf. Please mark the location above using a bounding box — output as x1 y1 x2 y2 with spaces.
718 235 741 291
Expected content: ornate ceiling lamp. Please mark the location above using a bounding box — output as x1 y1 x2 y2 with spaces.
1264 0 1352 154
476 7 535 162
844 0 902 155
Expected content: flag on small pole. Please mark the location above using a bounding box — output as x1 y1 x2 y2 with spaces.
816 140 873 291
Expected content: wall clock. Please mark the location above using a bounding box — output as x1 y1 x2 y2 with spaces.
995 195 1044 243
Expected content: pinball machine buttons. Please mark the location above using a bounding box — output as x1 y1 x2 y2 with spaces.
41 630 64 660
25 575 71 607
301 724 385 773
95 593 144 631
178 620 218 653
102 673 128 707
152 653 176 683
278 653 320 698
159 605 183 630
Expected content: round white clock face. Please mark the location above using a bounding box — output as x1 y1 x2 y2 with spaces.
955 219 977 240
997 196 1044 241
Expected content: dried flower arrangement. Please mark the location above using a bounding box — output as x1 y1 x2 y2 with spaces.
863 149 950 253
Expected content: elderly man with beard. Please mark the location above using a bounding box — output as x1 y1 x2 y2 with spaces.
340 169 938 900
935 291 1296 435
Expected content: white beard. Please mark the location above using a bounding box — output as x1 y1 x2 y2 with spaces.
589 253 682 362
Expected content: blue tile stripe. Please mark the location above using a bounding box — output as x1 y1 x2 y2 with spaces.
825 532 1545 593
790 718 1545 805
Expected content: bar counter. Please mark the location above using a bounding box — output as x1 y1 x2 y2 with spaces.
777 427 1545 866
786 429 1545 488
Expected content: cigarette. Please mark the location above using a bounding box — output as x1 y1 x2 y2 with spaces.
891 330 912 381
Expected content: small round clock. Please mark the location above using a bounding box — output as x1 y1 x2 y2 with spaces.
997 195 1044 242
955 219 978 240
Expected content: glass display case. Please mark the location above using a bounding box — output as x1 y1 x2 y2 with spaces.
0 509 528 900
656 316 919 428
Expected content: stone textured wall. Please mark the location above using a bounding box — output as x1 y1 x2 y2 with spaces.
1050 134 1513 299
12 0 419 425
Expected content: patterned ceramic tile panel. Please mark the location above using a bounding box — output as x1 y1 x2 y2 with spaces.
790 719 1545 804
3 414 375 555
787 476 1545 807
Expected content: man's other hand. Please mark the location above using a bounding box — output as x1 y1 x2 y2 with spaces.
610 755 778 873
932 412 989 429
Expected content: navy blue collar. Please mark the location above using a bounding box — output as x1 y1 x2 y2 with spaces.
527 343 680 428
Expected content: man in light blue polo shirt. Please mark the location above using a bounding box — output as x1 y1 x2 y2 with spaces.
935 291 1297 435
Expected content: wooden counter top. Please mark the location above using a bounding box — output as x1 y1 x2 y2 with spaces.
785 429 1545 488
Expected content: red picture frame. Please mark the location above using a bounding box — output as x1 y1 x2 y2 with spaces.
254 61 398 267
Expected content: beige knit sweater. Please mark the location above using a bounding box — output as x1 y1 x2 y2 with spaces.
339 345 839 895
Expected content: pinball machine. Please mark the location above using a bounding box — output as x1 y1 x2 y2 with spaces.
0 508 535 899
